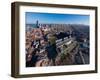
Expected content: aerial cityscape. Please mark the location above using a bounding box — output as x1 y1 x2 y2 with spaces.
25 12 90 67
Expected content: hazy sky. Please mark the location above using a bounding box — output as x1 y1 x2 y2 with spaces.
26 12 89 25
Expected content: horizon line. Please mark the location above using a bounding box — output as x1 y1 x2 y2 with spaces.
26 23 89 26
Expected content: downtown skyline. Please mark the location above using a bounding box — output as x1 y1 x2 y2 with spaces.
26 12 90 25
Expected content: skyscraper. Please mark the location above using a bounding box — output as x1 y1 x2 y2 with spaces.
36 20 39 28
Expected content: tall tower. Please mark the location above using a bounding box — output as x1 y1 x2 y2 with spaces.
36 20 39 28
